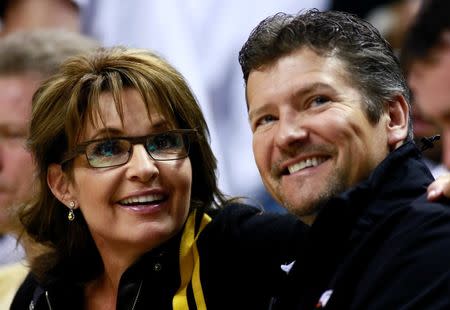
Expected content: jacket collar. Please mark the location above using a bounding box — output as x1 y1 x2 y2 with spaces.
310 141 433 237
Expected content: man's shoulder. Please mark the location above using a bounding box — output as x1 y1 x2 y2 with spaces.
365 194 450 250
345 198 450 309
304 197 450 309
400 195 450 232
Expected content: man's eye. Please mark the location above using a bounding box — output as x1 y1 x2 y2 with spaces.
310 96 331 107
256 115 277 127
0 129 27 140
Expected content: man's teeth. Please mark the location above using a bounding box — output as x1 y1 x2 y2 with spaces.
288 157 326 174
120 194 163 205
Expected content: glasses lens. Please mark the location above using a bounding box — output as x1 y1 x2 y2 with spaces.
86 139 131 167
146 132 188 160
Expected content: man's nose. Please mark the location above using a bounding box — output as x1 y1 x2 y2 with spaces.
275 112 309 150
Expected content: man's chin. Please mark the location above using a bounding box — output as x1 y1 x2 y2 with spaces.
283 199 321 222
282 190 337 224
279 166 347 223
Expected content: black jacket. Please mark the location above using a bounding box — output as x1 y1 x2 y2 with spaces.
11 204 306 310
271 142 450 309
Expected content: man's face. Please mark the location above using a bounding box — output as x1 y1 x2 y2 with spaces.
408 43 450 168
247 48 394 224
0 75 39 233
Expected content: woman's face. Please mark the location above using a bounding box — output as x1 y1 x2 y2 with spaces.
66 88 192 259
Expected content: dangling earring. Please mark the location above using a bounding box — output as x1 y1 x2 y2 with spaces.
68 201 76 221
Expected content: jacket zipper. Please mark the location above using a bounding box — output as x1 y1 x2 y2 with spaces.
130 280 143 310
45 291 53 310
41 280 143 310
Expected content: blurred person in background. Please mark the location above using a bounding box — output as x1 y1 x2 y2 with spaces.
0 0 80 36
402 0 450 170
332 0 421 51
0 29 99 308
362 0 447 178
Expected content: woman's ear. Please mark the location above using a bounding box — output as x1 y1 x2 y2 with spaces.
386 94 409 150
47 163 75 206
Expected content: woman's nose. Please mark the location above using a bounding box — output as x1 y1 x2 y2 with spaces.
125 144 159 182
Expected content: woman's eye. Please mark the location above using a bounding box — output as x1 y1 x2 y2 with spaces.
92 140 123 157
150 133 182 151
310 96 331 107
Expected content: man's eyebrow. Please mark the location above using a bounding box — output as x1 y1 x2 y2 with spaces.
290 82 337 101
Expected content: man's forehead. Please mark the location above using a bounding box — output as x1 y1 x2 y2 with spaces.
247 51 352 97
0 76 35 130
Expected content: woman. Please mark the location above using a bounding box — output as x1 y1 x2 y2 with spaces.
11 47 305 309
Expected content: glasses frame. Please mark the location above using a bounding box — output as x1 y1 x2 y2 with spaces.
60 129 198 168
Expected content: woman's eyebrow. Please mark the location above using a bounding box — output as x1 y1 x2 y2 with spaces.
86 127 124 140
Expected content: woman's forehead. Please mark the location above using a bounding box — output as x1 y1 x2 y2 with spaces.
95 89 176 123
79 89 179 139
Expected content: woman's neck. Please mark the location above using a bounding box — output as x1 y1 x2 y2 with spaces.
85 272 118 310
85 242 144 310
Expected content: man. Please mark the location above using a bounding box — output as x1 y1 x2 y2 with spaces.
0 0 80 36
239 9 450 309
402 0 450 169
0 29 98 308
410 98 446 178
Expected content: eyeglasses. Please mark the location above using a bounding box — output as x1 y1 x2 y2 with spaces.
61 129 197 168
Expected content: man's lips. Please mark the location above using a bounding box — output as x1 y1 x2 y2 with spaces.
273 145 336 177
287 156 329 174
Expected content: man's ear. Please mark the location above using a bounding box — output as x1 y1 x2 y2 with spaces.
47 163 75 207
386 94 409 150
